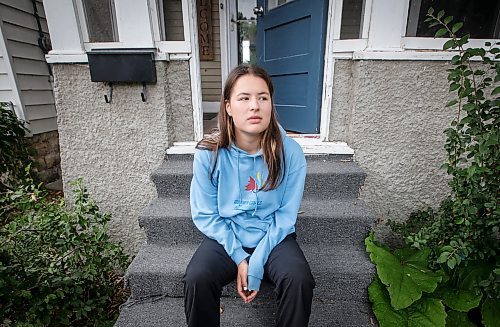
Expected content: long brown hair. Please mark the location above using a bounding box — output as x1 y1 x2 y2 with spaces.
196 64 285 191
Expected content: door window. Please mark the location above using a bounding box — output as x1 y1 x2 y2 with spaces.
237 0 257 64
268 0 295 11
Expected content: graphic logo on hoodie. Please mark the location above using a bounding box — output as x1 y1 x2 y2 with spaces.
245 172 262 193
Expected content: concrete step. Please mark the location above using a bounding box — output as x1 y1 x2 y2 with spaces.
115 296 376 327
151 155 366 200
139 198 374 247
124 242 374 302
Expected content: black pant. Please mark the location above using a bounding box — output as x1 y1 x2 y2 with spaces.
183 233 315 327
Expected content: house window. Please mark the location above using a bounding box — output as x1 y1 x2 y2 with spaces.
406 0 500 39
158 0 185 41
340 0 365 39
82 0 118 42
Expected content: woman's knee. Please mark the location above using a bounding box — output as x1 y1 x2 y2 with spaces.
183 266 217 289
279 266 315 290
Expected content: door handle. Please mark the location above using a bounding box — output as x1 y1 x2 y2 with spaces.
253 6 264 17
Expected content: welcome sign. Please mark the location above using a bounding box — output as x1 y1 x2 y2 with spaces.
197 0 213 60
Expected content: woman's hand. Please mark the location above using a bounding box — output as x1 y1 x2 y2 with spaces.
237 259 258 303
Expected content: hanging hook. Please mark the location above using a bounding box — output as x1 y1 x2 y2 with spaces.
104 83 113 103
141 82 147 102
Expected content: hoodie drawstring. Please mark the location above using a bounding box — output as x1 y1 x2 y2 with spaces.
252 156 258 216
237 151 242 206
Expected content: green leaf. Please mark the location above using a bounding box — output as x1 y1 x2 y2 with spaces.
436 262 491 312
463 103 476 112
437 10 445 20
451 55 461 65
446 100 458 107
452 22 463 34
437 252 450 263
449 83 460 92
458 34 470 46
437 286 482 312
435 28 448 38
427 7 434 15
443 39 456 50
365 233 444 309
408 298 447 327
443 16 453 24
369 277 447 327
447 256 457 269
482 298 500 327
446 310 475 327
369 277 408 327
491 86 500 96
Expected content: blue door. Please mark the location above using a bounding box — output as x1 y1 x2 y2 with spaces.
256 0 328 133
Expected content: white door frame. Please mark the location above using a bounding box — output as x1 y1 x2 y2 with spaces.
220 0 238 84
320 0 336 141
216 0 336 141
196 1 238 117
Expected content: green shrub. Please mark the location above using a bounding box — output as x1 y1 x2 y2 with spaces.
0 103 34 191
369 8 499 327
366 232 499 327
0 175 129 326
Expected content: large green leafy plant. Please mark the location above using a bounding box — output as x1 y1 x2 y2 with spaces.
368 8 499 327
0 176 129 326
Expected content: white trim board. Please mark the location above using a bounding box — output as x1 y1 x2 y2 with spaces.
166 140 354 155
330 50 489 61
188 0 203 141
320 0 336 141
0 20 25 121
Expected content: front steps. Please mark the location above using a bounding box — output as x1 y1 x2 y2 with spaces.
115 154 377 327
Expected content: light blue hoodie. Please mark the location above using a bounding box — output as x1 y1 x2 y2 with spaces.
189 126 306 291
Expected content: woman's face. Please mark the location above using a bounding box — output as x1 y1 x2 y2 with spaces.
225 74 272 140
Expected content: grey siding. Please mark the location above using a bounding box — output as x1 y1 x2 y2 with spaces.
163 0 184 41
0 0 56 134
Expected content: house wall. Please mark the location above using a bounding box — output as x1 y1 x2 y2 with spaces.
52 61 193 254
329 59 455 239
0 0 56 134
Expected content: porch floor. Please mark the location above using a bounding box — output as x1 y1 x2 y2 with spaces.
203 113 218 134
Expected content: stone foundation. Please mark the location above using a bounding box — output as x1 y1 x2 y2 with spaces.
28 130 62 185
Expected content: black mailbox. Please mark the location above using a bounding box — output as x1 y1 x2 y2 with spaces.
88 49 156 83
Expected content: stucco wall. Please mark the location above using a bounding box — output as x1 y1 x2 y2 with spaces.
52 61 193 254
330 60 455 239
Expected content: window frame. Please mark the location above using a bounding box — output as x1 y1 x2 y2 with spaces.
74 0 192 57
76 0 119 44
402 0 500 51
150 0 191 54
331 0 371 53
329 0 500 57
